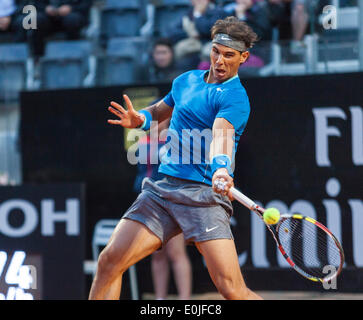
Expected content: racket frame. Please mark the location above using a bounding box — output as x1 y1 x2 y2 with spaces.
215 180 345 284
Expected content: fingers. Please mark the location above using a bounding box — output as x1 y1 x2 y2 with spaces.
123 94 135 112
212 169 233 197
214 178 233 196
110 101 127 114
108 105 125 118
108 95 135 123
107 119 122 125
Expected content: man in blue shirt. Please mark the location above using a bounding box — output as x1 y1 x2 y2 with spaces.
89 17 262 300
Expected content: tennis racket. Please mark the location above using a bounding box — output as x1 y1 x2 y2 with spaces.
214 180 345 284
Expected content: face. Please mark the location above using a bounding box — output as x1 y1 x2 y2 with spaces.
152 44 173 68
0 16 11 31
209 43 249 83
236 0 253 8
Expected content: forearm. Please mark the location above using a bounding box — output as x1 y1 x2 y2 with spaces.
209 129 234 162
210 133 235 197
209 118 236 197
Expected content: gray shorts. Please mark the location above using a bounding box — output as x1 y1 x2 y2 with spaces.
122 175 234 246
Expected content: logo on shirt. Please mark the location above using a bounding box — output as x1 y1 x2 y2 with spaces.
216 88 224 92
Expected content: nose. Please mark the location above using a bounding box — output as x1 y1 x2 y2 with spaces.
216 54 224 65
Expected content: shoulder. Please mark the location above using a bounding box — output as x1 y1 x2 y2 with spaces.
172 69 205 84
220 78 249 106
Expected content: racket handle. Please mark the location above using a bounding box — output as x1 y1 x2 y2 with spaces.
213 180 257 211
230 187 257 211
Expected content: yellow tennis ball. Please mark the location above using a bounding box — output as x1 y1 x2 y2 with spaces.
263 208 280 225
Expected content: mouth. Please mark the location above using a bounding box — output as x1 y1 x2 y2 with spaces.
215 67 226 78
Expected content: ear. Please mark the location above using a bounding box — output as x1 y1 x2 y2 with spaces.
240 51 249 64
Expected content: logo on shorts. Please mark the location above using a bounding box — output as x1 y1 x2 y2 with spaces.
206 226 218 233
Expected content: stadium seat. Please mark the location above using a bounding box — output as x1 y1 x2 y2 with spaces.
39 40 93 89
96 37 148 86
44 40 93 59
153 1 190 38
98 55 136 85
104 0 139 8
0 43 29 101
100 0 142 39
107 37 148 64
160 0 190 4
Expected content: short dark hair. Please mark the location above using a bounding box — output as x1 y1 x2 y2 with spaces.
152 38 173 51
211 16 258 49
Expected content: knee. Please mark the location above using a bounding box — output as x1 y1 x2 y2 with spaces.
96 247 126 276
215 277 250 300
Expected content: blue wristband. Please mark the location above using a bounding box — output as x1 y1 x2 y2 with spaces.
139 110 152 131
211 154 233 176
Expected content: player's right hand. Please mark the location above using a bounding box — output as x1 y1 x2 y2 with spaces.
107 94 145 128
212 168 234 201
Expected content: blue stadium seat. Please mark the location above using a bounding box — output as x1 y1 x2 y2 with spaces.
160 0 190 5
104 0 140 9
101 0 142 38
107 37 148 62
45 40 93 59
98 54 136 85
154 2 190 38
96 37 148 86
0 43 29 61
0 43 28 101
40 40 93 89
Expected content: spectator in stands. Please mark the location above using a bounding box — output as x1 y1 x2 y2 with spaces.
146 38 183 84
167 0 229 70
0 0 24 42
266 0 312 53
28 0 92 57
290 0 309 53
133 118 192 300
224 0 273 41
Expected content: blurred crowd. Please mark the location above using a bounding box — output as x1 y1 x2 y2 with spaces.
0 0 91 58
0 0 333 81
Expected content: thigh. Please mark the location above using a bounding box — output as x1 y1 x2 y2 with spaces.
104 218 162 271
195 239 245 288
124 188 181 245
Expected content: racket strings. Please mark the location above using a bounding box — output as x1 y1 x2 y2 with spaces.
278 218 342 280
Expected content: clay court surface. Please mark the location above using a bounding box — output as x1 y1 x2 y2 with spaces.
143 291 363 300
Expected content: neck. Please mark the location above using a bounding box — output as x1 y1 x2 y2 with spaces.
206 68 215 84
206 68 238 84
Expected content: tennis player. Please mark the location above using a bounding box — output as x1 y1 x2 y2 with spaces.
89 16 262 300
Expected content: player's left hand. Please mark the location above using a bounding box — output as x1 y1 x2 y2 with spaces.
107 94 145 129
212 168 234 201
